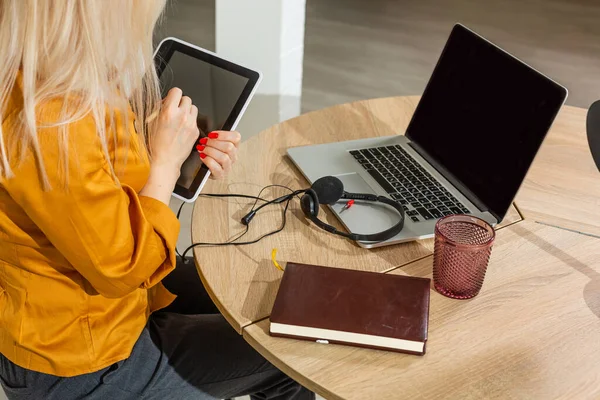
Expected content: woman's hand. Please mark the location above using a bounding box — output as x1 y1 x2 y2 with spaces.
196 130 242 179
150 88 200 174
140 88 200 205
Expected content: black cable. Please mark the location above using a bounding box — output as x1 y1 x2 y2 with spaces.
176 184 299 260
198 193 270 202
197 184 298 203
234 195 294 245
180 194 294 259
249 189 305 214
225 184 297 222
176 201 186 219
175 201 187 258
240 189 306 226
175 186 280 257
219 183 295 243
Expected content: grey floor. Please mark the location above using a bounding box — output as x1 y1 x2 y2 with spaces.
2 2 595 400
301 0 600 112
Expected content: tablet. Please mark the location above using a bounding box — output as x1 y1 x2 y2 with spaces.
153 37 261 202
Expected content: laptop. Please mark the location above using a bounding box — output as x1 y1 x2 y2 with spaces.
287 24 568 248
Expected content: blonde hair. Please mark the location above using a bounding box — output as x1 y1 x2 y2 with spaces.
0 0 167 186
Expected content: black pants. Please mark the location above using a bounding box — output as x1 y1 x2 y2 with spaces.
0 258 314 400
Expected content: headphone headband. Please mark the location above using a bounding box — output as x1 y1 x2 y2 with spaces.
301 178 405 243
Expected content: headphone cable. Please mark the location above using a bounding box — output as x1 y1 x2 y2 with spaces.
179 194 294 259
176 184 298 260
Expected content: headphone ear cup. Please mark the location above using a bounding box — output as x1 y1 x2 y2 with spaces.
311 176 344 205
300 189 320 218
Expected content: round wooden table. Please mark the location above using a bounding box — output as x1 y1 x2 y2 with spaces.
192 97 600 400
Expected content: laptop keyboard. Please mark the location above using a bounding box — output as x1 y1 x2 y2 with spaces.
349 145 470 222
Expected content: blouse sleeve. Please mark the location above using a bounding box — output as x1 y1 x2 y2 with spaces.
2 107 180 298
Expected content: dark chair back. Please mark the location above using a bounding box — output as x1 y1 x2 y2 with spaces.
587 100 600 171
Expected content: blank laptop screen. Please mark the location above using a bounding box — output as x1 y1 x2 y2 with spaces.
406 24 567 220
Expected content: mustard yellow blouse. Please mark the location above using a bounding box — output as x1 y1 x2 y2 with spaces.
0 79 180 377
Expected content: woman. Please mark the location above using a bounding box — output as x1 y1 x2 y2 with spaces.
0 1 313 399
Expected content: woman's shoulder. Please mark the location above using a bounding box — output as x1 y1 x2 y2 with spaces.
2 86 146 187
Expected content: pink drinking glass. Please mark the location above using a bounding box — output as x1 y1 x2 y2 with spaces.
433 215 495 299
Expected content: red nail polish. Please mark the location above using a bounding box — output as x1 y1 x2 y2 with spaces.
208 132 219 139
199 137 208 145
196 145 205 151
199 153 207 159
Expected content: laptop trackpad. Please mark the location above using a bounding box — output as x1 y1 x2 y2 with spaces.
330 173 401 235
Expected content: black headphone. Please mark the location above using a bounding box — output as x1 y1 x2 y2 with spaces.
300 176 405 242
242 176 405 243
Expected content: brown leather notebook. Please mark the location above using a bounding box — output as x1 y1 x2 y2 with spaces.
270 262 430 355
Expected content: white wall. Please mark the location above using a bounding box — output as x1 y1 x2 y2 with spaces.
215 0 306 136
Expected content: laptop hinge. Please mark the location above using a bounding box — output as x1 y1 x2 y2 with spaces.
407 141 501 222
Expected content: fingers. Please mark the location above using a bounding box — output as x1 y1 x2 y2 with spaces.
201 139 238 162
196 130 242 179
179 96 192 113
208 131 242 147
201 145 233 172
163 87 183 109
200 155 225 179
188 106 200 139
189 106 199 127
